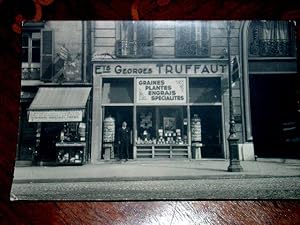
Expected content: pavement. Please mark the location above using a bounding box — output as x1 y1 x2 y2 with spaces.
13 158 300 183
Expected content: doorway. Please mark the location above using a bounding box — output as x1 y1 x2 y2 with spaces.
103 106 133 159
250 74 298 158
190 106 223 158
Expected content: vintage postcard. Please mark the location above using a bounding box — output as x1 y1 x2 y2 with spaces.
11 20 300 200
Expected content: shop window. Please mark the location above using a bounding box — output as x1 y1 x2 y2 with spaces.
175 21 210 57
249 21 296 57
39 122 86 164
136 106 188 145
116 21 153 58
22 32 41 80
102 78 134 103
189 78 221 103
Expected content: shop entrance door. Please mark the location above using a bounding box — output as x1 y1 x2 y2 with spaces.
39 123 62 162
250 74 298 158
190 106 223 158
103 106 133 159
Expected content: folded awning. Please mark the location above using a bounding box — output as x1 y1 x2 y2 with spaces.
28 87 91 122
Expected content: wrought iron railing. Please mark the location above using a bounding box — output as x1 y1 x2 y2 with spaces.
175 40 209 57
22 67 40 80
115 40 153 58
250 39 292 57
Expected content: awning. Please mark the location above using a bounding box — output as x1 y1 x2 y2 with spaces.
28 87 91 122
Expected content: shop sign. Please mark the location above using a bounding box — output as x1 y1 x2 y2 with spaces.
95 63 227 76
136 78 186 104
29 110 83 122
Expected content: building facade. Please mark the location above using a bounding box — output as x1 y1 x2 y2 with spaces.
17 20 299 165
18 21 92 165
90 20 299 163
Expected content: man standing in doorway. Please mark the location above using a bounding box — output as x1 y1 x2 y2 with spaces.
117 121 130 162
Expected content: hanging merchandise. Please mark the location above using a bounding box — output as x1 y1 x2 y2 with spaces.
78 122 86 141
191 114 202 142
103 116 115 143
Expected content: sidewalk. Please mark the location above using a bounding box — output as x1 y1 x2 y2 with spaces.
13 159 300 183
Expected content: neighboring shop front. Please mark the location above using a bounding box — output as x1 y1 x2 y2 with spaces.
27 87 91 165
17 21 93 166
91 59 229 161
241 20 299 159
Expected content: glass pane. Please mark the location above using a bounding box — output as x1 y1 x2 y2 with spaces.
176 21 195 41
137 107 156 142
22 48 28 62
32 39 40 47
189 78 221 103
32 32 41 39
32 48 40 62
22 35 29 47
102 78 133 103
158 106 188 144
136 106 188 145
121 21 134 41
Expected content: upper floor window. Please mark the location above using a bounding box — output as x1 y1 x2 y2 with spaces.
175 21 210 57
22 32 41 63
116 21 153 58
249 21 296 57
22 31 41 79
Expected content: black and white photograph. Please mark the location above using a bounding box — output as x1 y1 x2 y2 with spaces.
11 20 300 200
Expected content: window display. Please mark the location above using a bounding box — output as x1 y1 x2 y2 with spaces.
136 106 188 145
55 122 86 165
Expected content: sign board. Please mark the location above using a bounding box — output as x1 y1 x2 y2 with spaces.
29 110 83 122
95 63 227 76
136 78 186 104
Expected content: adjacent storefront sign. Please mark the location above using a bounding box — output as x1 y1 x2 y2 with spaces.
29 110 83 122
95 63 227 76
136 78 186 104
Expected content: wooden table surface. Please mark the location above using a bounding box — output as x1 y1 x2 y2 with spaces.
0 0 300 224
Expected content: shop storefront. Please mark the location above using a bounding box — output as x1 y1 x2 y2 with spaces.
28 87 91 165
91 59 228 161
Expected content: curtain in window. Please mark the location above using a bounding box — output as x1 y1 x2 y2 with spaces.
250 21 293 57
121 21 134 42
117 21 152 57
175 21 209 57
260 21 289 40
176 21 195 42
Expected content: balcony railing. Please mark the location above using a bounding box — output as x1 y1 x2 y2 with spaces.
250 39 292 57
115 40 153 58
175 40 209 57
22 67 40 80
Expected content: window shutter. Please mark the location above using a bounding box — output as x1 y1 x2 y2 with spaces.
40 29 53 81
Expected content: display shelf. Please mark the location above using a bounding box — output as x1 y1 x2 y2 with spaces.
136 144 189 159
56 142 85 165
56 142 86 147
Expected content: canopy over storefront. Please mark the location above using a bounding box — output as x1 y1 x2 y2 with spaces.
28 87 91 122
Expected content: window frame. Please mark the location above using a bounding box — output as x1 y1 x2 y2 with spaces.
22 31 41 67
248 20 296 57
22 30 42 80
116 21 153 58
175 21 210 58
